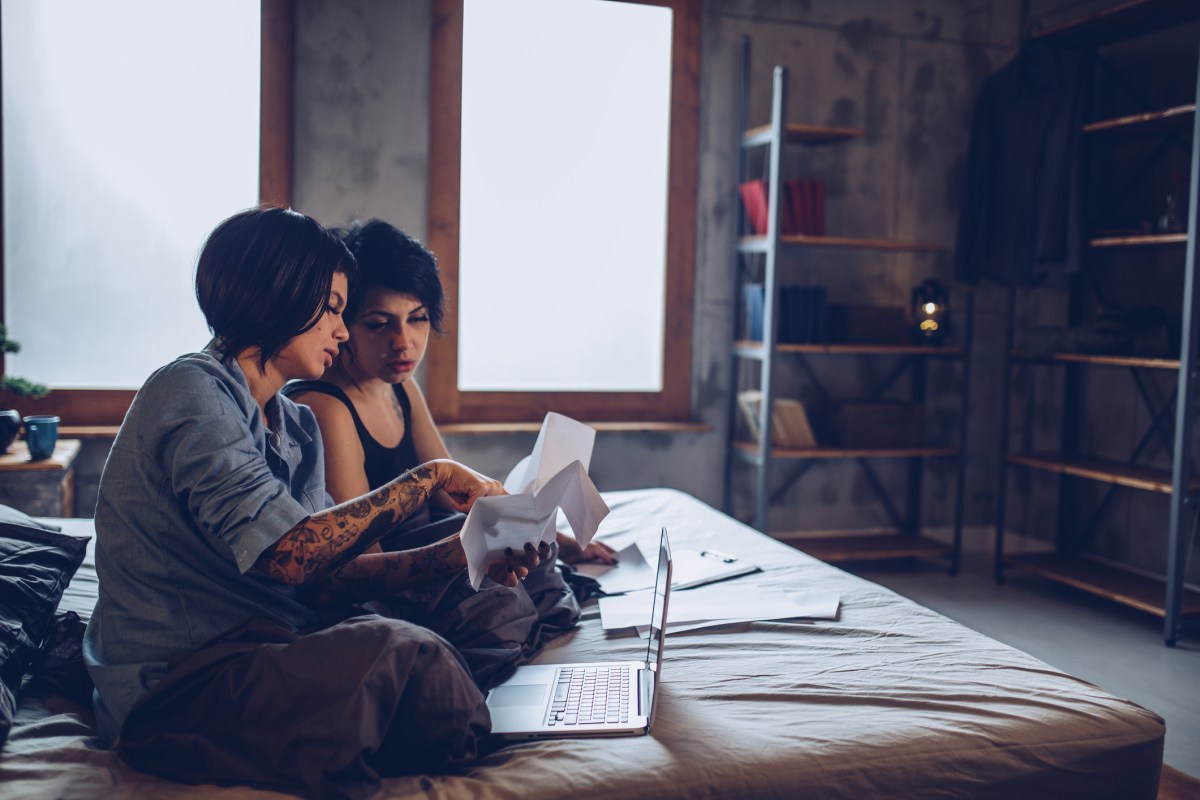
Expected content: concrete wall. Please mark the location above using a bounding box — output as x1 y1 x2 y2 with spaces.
290 0 1020 538
700 1 1021 536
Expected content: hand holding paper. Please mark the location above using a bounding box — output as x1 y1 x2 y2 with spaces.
462 460 608 588
461 413 609 588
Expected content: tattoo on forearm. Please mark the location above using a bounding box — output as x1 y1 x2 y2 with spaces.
259 464 444 584
307 537 467 605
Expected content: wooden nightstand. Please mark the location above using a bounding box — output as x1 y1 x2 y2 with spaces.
0 438 81 517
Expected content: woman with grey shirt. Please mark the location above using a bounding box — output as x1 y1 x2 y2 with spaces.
83 207 539 799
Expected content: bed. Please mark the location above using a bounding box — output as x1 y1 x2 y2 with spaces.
0 488 1165 799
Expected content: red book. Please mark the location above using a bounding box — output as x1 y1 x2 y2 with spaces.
812 179 826 236
784 179 805 235
802 179 817 235
739 180 769 235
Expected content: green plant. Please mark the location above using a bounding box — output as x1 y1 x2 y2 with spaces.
0 324 49 398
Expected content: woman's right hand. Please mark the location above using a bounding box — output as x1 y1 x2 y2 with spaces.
431 459 506 513
484 540 552 587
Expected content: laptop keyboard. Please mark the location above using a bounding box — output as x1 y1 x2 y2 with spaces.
546 665 631 726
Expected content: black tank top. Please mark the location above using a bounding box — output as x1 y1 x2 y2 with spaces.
282 381 421 491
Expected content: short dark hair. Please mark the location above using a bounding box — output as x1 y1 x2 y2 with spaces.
339 219 445 333
195 207 356 368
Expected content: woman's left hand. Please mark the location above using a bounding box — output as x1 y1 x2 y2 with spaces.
556 531 619 565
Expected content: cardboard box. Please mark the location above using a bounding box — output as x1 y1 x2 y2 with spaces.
826 305 909 344
832 401 922 447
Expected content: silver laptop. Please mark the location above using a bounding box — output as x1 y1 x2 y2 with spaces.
485 527 672 740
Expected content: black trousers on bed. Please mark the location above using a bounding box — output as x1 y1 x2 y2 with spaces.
116 555 580 800
365 540 582 690
117 614 489 800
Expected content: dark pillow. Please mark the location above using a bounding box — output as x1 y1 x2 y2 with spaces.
0 520 89 747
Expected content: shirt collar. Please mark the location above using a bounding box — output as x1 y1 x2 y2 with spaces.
202 338 314 449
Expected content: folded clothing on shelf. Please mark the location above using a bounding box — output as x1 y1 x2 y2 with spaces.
1018 306 1170 358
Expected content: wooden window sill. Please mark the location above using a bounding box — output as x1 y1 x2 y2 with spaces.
60 426 121 439
439 420 712 435
62 422 714 438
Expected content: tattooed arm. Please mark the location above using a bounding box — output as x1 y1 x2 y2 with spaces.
254 459 503 584
302 537 552 606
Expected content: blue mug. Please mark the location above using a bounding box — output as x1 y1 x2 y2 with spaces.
23 415 59 461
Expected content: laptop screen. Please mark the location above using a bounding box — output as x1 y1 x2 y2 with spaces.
644 527 672 676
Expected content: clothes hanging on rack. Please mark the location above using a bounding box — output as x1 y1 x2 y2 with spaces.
954 41 1087 285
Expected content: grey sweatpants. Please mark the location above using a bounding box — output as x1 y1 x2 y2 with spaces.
118 614 488 800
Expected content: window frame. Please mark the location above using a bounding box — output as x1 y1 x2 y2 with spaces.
426 0 700 424
0 0 295 426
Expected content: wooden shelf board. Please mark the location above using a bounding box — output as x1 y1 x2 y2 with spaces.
1004 552 1200 618
1089 232 1189 248
1083 103 1194 138
735 341 964 358
742 122 864 146
1011 351 1181 370
736 441 956 460
1031 0 1200 47
739 234 940 251
1005 452 1200 494
786 533 953 562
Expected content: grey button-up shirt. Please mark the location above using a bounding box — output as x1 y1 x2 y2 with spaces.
83 342 331 741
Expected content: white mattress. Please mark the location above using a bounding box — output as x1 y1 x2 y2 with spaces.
0 488 1165 799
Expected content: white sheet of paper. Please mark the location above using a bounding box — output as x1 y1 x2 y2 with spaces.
599 583 838 630
462 460 609 588
574 542 654 595
633 591 842 636
503 412 596 495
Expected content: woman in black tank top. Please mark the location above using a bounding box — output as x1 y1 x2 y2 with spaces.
282 222 454 520
285 219 615 564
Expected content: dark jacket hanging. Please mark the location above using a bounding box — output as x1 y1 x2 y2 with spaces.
954 41 1087 285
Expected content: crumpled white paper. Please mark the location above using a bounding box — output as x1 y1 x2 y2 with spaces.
462 412 608 588
503 411 596 496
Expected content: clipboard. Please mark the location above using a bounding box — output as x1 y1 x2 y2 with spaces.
577 544 760 594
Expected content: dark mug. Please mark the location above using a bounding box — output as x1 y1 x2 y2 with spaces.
23 415 59 461
0 409 20 453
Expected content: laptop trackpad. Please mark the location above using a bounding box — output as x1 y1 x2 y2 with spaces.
489 683 547 708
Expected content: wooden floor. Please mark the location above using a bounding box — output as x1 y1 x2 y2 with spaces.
1160 764 1200 799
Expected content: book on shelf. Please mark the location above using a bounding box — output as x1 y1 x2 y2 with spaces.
737 390 818 448
782 178 826 236
739 179 769 235
811 179 825 235
743 283 765 340
779 285 828 343
784 179 805 235
800 179 816 234
740 178 827 237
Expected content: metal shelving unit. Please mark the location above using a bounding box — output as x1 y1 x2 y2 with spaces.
995 0 1200 646
723 40 971 570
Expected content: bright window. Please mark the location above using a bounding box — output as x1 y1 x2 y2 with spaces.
2 0 260 390
458 0 672 392
427 0 699 423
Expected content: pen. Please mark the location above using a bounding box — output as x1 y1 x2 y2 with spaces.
700 549 737 563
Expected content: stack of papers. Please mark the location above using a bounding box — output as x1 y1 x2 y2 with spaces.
598 582 840 634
